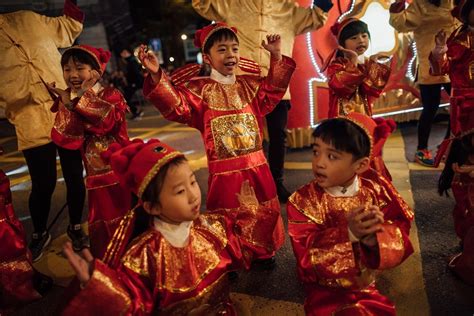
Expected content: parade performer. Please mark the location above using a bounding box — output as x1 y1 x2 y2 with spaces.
287 113 414 315
139 23 295 266
431 0 474 285
192 0 333 202
47 45 131 258
0 163 52 313
390 0 458 167
61 139 281 315
326 18 391 118
0 0 85 262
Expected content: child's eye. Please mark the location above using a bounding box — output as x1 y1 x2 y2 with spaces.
313 150 319 156
328 154 338 160
176 189 185 195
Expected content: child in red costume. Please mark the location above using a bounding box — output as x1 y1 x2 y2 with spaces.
139 22 295 265
47 45 131 258
432 0 474 286
61 139 281 315
287 113 413 316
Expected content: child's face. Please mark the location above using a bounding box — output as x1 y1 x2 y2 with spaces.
343 33 369 56
63 57 95 92
203 38 240 76
146 161 201 224
312 137 369 188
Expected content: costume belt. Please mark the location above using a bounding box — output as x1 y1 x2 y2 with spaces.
208 150 267 175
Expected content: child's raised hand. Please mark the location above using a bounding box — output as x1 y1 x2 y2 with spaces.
338 45 358 65
236 180 259 209
347 205 384 240
435 30 447 47
370 52 391 64
81 70 101 92
262 34 282 60
46 82 71 106
63 241 93 287
138 44 160 74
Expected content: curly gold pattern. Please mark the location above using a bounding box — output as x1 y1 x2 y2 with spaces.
201 77 259 111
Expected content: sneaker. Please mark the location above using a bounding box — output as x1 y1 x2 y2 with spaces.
67 224 90 251
276 182 291 203
414 149 434 167
29 231 51 262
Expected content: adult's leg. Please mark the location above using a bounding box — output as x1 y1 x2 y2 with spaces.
266 100 290 201
417 84 442 150
22 142 57 234
57 146 85 225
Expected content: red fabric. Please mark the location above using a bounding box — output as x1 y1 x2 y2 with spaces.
451 173 474 241
330 18 359 41
63 0 84 23
389 1 405 13
63 45 111 74
193 22 238 49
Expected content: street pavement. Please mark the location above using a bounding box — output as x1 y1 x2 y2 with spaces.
1 104 473 315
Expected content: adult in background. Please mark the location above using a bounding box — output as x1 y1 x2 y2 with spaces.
0 0 85 261
192 0 333 201
390 0 459 167
120 47 144 120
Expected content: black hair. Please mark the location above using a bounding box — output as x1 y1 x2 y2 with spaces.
438 133 474 196
129 156 188 241
312 118 371 161
61 49 101 72
428 0 441 7
338 20 371 46
202 28 239 54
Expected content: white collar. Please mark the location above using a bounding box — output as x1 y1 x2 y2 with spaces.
210 68 236 84
357 54 366 65
324 176 359 197
153 217 193 248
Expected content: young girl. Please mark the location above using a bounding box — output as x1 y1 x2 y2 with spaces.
138 22 295 265
432 0 474 285
47 45 131 258
327 18 391 118
61 139 280 315
288 113 413 315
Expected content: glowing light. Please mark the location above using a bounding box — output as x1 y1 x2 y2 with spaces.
305 34 327 82
181 34 188 40
169 57 175 62
372 102 449 118
406 41 417 81
338 0 356 22
308 78 320 128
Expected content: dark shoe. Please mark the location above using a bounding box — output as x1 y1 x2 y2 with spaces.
252 256 276 270
276 183 291 202
32 271 53 296
29 231 52 262
67 224 90 251
414 149 434 167
130 110 144 121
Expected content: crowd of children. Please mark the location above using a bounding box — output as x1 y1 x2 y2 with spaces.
1 0 473 314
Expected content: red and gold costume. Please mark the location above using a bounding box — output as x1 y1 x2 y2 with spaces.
451 173 474 240
327 56 391 118
62 139 281 315
143 24 295 259
0 169 42 312
287 174 413 316
51 45 131 258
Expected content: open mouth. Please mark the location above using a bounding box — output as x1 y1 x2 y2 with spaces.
224 61 236 67
356 45 367 52
314 172 327 181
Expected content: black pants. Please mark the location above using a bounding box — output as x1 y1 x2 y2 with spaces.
267 100 290 184
418 83 451 150
124 86 140 115
22 142 85 234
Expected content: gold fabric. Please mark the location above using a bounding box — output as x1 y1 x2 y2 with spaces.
0 11 82 150
192 0 327 99
389 0 459 85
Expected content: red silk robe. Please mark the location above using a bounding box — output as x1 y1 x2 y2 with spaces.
51 87 131 258
143 56 296 259
0 170 42 311
451 172 474 241
287 175 413 316
62 205 280 315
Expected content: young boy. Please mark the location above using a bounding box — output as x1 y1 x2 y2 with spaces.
287 113 414 315
139 22 296 265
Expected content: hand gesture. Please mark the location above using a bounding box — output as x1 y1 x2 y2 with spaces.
453 163 474 177
347 204 384 240
236 180 259 209
338 46 358 65
262 34 282 60
63 241 94 286
138 45 160 74
435 30 447 47
81 70 101 92
46 82 71 106
370 52 391 64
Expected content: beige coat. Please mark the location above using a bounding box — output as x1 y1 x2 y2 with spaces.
389 0 459 85
0 11 82 150
192 0 327 99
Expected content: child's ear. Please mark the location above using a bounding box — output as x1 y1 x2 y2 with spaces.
354 157 370 175
143 201 160 216
202 53 211 65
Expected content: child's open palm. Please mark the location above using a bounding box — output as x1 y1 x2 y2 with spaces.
63 241 93 286
138 45 160 74
261 34 282 58
338 46 358 65
236 180 259 209
46 82 71 106
435 30 447 47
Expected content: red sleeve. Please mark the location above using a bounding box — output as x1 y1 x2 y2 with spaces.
389 1 405 13
360 59 391 98
327 57 365 99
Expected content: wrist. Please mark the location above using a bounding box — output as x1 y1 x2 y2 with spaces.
270 52 282 61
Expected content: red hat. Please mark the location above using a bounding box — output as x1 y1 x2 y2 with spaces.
63 44 111 74
330 17 359 41
194 22 238 49
344 112 396 159
102 139 185 199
